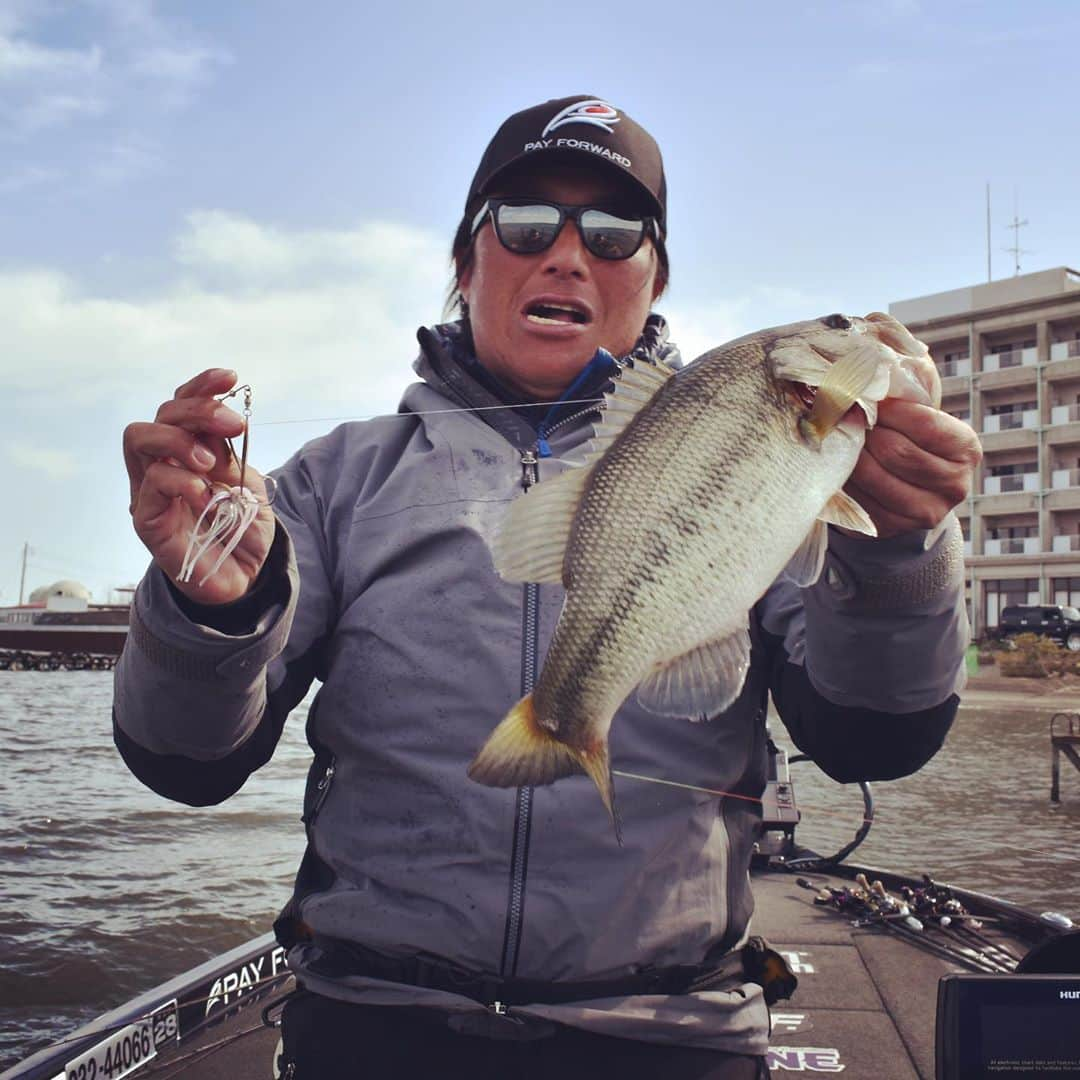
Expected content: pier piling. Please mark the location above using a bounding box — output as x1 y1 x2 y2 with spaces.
1050 713 1080 803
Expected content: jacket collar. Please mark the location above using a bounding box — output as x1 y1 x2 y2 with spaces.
412 315 681 452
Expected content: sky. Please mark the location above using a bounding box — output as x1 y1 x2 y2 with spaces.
2 0 1079 603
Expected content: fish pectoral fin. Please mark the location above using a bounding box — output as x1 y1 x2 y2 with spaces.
635 628 752 719
818 490 877 537
783 519 829 586
803 340 892 439
491 464 594 584
467 694 584 788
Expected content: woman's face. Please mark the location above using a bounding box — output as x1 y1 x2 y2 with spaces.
459 165 661 400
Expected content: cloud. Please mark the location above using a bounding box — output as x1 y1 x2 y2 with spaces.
0 162 60 193
130 43 230 87
851 59 895 79
90 135 161 184
175 211 448 285
0 2 227 139
0 34 102 79
0 212 451 421
18 91 106 130
5 440 84 479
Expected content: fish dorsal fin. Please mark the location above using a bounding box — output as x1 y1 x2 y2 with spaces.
818 489 877 537
635 627 751 718
783 518 829 586
491 463 594 583
564 360 675 468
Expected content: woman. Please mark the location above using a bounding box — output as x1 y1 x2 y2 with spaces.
116 95 980 1078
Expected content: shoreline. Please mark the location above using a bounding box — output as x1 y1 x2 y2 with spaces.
960 668 1080 712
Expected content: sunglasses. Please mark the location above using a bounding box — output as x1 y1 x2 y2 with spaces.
470 198 656 261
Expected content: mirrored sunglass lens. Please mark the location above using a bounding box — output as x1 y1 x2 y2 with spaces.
580 209 645 259
496 204 561 253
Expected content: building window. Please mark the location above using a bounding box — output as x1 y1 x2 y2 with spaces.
987 525 1037 539
1053 577 1080 607
984 577 1039 628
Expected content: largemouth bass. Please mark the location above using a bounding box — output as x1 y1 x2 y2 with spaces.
468 311 936 832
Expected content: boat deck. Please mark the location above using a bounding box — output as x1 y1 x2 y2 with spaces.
755 868 958 1077
7 861 1055 1080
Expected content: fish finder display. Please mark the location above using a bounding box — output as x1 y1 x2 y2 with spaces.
937 975 1080 1078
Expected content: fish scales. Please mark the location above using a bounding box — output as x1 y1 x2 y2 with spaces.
536 338 850 743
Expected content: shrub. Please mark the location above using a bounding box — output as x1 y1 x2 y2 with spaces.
997 633 1073 678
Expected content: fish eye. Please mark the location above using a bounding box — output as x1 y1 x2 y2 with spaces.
822 313 852 330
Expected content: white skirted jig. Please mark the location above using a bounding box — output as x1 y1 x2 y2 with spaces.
178 384 261 587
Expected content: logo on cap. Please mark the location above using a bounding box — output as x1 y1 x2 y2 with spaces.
541 100 620 138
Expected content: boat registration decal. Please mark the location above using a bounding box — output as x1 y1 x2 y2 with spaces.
766 1046 844 1072
63 1001 178 1080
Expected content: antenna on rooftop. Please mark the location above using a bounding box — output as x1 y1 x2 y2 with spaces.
1003 186 1030 276
985 183 992 282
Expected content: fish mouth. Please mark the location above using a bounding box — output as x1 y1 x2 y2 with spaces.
522 296 594 327
792 382 816 411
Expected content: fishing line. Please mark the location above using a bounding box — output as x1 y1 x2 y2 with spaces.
614 769 1080 856
613 769 876 827
251 396 606 428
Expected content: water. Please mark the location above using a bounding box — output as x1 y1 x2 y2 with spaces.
2 673 1078 1070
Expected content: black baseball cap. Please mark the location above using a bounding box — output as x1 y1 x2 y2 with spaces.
465 94 667 234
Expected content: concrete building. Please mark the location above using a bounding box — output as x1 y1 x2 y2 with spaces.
889 267 1080 639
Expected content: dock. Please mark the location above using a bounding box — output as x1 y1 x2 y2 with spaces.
1050 712 1080 802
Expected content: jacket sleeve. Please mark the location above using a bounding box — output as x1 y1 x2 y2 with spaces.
112 445 338 806
755 512 968 783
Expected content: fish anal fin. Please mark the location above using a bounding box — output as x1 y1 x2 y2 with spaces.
491 464 593 583
468 694 583 788
636 628 751 719
576 739 621 844
818 490 877 537
784 519 829 586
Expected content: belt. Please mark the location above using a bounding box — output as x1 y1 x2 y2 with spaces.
302 934 792 1007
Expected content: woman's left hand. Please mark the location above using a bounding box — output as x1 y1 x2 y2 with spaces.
844 399 983 539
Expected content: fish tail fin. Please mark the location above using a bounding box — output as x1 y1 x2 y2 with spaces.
468 694 581 788
468 697 622 844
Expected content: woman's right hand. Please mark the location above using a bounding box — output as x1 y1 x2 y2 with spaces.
123 369 277 605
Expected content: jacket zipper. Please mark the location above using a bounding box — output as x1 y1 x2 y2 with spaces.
499 405 603 977
305 757 336 826
500 448 541 976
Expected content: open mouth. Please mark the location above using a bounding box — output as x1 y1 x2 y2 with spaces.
792 382 816 411
524 301 591 326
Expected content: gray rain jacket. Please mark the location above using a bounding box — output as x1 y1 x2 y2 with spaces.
114 317 968 1055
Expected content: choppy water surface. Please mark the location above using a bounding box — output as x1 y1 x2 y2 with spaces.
2 672 1078 1069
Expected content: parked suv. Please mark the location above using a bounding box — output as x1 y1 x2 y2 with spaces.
996 605 1080 651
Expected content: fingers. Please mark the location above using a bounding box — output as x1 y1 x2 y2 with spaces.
843 479 929 540
173 367 238 400
136 460 211 518
123 373 249 505
847 401 981 539
858 425 973 509
875 400 982 465
845 455 953 537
